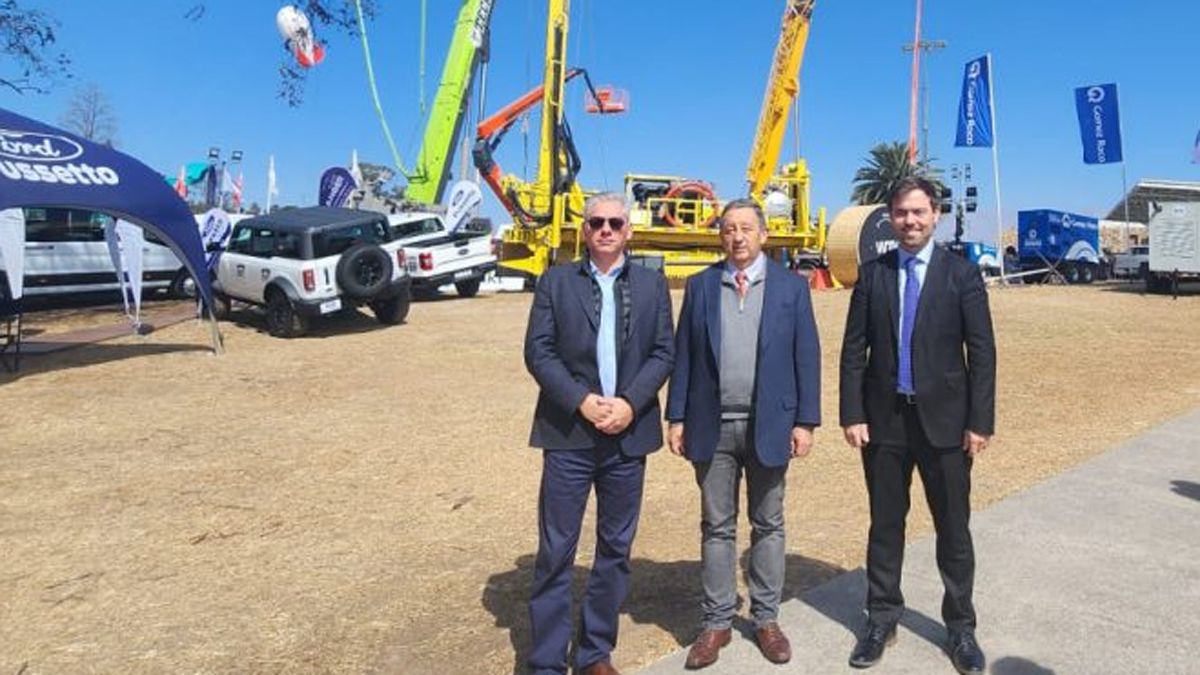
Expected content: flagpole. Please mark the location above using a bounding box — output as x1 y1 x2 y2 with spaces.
1119 83 1130 251
986 53 1006 281
266 155 275 213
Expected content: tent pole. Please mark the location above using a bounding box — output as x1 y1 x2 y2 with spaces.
206 303 224 355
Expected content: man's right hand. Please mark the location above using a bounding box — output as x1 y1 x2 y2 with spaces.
579 393 613 426
668 423 685 456
842 423 870 449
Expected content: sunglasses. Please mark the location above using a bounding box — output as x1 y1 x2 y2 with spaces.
586 216 627 231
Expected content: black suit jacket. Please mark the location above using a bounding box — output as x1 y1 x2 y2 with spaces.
839 246 996 448
524 259 675 456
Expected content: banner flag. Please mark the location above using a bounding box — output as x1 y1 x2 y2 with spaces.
1074 83 1123 164
955 55 994 148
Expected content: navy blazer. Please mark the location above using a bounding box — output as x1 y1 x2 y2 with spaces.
524 259 675 456
838 245 996 447
666 259 821 468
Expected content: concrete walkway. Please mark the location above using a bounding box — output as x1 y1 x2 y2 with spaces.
639 409 1200 675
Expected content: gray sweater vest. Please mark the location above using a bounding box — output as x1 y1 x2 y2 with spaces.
719 273 764 418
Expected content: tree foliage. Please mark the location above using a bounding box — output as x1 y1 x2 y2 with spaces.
0 0 70 94
850 142 945 206
59 83 119 145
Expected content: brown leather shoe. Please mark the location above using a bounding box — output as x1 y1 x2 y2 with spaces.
578 659 620 675
685 627 732 670
755 621 792 664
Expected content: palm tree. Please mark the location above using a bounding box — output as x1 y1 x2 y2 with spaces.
850 142 945 205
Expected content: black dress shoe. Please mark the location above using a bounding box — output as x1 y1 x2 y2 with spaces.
848 622 897 669
948 631 986 675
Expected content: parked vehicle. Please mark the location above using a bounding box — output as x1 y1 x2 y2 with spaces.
3 207 181 297
1144 202 1200 294
946 239 1001 276
213 206 412 337
1111 245 1150 279
1016 209 1102 284
387 211 496 297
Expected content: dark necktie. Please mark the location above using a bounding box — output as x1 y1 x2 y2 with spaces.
898 256 920 394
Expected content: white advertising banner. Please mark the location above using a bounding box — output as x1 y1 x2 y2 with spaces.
0 208 25 300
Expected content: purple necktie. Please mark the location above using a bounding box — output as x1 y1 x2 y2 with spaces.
897 256 920 394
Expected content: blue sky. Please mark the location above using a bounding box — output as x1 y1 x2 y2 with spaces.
7 0 1198 244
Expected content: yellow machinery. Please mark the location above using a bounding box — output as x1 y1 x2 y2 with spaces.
479 0 827 282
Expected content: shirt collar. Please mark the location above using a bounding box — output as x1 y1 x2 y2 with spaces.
589 255 626 280
898 240 935 267
725 253 766 282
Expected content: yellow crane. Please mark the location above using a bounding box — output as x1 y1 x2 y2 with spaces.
479 0 827 282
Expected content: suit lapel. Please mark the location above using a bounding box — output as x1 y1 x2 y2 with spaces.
882 250 900 347
914 245 947 338
757 261 784 354
705 265 721 362
572 262 598 331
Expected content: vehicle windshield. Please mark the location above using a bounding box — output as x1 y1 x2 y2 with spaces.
391 217 442 238
312 220 389 258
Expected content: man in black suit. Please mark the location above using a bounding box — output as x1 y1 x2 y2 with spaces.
523 192 674 675
839 177 996 674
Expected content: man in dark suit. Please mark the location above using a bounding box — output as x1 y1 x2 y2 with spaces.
839 177 996 674
523 192 674 675
666 199 821 670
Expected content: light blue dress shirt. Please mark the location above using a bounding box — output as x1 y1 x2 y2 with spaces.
591 259 624 397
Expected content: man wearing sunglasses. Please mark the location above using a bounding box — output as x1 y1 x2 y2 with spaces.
523 192 674 675
666 198 821 669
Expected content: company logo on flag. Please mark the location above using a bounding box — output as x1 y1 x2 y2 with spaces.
318 167 356 207
955 56 993 148
1074 83 1123 164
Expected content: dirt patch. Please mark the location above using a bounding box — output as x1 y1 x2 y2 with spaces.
2 283 1198 674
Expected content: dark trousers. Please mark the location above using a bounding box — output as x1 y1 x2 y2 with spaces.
861 402 976 633
528 446 646 675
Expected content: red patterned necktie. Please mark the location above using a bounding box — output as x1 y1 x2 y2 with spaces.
735 270 749 300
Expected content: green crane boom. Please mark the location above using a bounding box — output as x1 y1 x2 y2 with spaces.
405 0 496 205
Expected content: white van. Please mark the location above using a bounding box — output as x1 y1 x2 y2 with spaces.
2 208 248 299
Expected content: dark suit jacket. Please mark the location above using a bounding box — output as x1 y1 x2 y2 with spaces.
524 259 675 456
666 259 821 468
839 245 996 448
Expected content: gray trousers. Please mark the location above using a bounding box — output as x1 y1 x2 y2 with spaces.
693 418 788 629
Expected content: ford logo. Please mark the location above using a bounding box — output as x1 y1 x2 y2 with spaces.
0 129 84 163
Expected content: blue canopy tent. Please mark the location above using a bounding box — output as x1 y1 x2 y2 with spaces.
0 106 222 353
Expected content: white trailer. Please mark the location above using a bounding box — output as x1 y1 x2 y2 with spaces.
1145 201 1200 293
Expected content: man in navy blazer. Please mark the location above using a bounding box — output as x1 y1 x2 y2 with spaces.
839 177 996 674
666 199 821 669
523 192 674 675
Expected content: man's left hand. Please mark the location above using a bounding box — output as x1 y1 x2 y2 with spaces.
790 426 814 459
596 397 634 435
962 430 990 457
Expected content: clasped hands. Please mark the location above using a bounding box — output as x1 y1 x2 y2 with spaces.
579 393 635 435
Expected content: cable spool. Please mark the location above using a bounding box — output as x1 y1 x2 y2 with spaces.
659 180 718 229
826 204 899 286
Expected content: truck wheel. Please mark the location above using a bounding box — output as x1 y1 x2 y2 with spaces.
1079 263 1095 284
371 290 411 325
337 244 393 299
454 278 481 298
265 290 308 338
1063 262 1080 284
169 267 197 299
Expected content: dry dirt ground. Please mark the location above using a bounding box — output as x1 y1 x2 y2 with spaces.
2 282 1199 675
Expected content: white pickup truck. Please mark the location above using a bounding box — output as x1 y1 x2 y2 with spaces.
388 211 496 297
1111 244 1150 279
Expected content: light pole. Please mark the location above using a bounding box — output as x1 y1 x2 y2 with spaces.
949 163 978 244
902 38 947 167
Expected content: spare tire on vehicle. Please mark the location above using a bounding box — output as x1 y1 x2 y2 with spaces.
337 243 393 299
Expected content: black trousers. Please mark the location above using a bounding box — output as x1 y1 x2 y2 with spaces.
861 400 976 633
